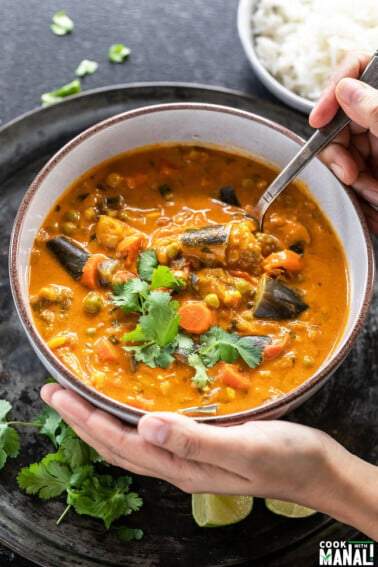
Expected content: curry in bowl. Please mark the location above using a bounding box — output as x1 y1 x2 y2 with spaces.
29 143 348 417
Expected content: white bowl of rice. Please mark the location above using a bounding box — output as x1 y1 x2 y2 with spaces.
237 0 378 114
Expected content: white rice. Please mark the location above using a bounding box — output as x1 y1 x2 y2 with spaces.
252 0 378 101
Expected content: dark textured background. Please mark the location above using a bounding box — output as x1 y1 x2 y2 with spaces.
0 1 376 566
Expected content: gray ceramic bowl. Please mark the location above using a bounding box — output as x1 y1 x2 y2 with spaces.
237 0 314 114
9 102 374 425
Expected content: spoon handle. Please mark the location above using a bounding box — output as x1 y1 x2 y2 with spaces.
255 49 378 228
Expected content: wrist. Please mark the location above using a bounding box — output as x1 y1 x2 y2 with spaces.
298 434 378 540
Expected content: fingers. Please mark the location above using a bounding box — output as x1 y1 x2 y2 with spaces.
360 201 378 236
319 141 359 185
336 79 378 138
309 51 371 128
40 384 252 493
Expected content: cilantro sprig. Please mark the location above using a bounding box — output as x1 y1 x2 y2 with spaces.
1 398 143 541
199 327 263 369
112 250 265 386
112 251 186 369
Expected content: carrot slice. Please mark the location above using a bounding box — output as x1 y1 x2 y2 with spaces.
263 250 303 274
117 234 146 266
178 301 215 334
94 336 119 363
218 363 250 390
264 334 290 360
81 254 107 289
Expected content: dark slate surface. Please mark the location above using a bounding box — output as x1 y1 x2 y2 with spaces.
0 1 376 566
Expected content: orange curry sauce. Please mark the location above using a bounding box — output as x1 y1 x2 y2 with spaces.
29 144 349 416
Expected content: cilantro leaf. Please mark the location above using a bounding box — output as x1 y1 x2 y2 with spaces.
75 59 98 77
150 265 186 291
235 336 264 368
176 333 195 357
51 11 74 36
124 341 176 369
41 79 81 106
199 326 264 369
67 474 143 529
139 291 180 347
122 324 147 343
117 526 144 542
112 278 149 313
188 353 210 388
199 326 239 367
17 458 72 499
33 406 68 447
108 44 131 63
0 400 12 421
0 426 20 469
0 400 20 470
137 249 158 281
59 429 102 469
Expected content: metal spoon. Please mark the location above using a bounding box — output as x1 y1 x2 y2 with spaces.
253 49 378 231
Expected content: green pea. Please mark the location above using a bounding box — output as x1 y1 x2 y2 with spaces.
303 355 315 368
61 221 76 235
83 292 103 314
64 210 80 223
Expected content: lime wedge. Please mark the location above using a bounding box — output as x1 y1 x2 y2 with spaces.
265 498 317 518
192 493 253 527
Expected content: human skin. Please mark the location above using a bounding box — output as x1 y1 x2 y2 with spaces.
41 383 378 540
309 50 378 234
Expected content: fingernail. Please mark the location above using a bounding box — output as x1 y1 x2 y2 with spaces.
336 78 364 106
330 163 344 181
139 417 169 445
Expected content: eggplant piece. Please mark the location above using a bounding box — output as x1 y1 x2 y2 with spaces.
254 275 308 319
46 236 90 280
181 224 231 266
182 224 231 247
219 185 241 207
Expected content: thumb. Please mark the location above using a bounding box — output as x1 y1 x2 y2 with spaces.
336 78 378 137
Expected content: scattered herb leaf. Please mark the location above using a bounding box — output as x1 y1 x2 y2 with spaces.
41 79 81 106
75 59 99 77
51 11 74 36
0 396 142 540
108 44 131 63
0 400 20 470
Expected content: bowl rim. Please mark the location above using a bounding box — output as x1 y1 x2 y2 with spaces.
9 101 375 425
237 0 314 114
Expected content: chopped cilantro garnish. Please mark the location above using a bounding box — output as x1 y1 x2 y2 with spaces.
51 12 74 36
139 291 180 347
187 353 210 388
113 278 149 313
199 326 263 369
150 265 186 291
41 79 81 106
137 249 159 281
75 59 99 77
108 44 131 63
